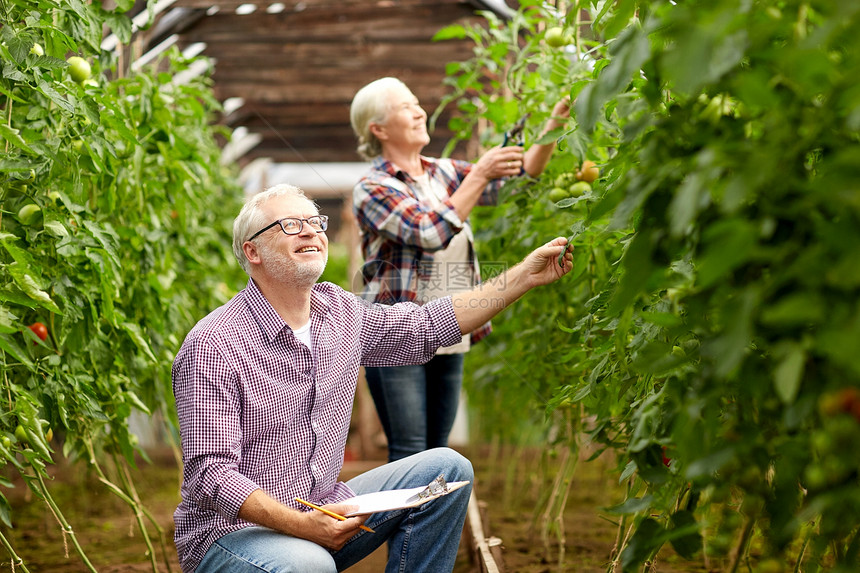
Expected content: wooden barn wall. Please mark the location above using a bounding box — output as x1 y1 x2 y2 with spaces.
165 0 489 164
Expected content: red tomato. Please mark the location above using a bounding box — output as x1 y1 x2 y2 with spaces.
661 446 671 467
28 322 48 342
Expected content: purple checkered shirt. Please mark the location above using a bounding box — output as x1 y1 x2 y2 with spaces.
172 279 461 572
352 155 503 343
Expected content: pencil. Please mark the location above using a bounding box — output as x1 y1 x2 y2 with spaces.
294 497 375 533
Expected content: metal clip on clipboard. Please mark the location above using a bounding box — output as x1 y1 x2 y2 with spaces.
405 474 450 504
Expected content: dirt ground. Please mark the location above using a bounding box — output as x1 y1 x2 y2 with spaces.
0 444 712 573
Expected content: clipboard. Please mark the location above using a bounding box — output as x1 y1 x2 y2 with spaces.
342 474 470 517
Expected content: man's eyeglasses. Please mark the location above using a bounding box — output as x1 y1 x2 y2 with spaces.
247 216 329 242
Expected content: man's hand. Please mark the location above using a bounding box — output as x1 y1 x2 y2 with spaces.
451 237 573 334
521 236 573 289
238 490 370 551
301 503 370 550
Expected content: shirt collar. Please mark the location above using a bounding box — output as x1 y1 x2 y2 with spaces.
372 155 437 183
244 278 331 341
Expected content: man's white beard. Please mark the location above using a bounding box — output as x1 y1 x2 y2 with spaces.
259 242 327 288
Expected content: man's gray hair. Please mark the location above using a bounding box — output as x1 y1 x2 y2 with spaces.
350 77 410 161
232 184 318 275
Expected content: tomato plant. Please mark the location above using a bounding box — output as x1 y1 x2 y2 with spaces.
438 1 860 571
0 0 247 570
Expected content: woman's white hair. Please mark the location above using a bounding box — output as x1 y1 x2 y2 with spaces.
232 184 318 275
350 77 411 161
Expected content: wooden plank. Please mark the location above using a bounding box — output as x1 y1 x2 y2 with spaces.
211 75 458 105
157 1 491 164
249 130 461 154
229 104 461 127
180 5 480 41
191 37 475 65
173 0 474 10
245 135 466 163
467 489 503 573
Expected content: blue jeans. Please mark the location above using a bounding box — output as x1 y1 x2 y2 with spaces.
196 448 473 573
365 353 465 462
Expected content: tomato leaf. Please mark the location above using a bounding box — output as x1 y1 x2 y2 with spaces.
668 510 702 559
0 233 36 267
0 492 12 528
773 342 805 405
433 24 467 41
621 517 665 570
6 264 62 315
121 322 157 363
0 125 34 154
605 494 654 515
36 79 74 114
0 333 34 370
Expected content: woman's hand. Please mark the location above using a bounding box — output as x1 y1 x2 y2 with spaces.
472 145 527 181
548 97 572 129
522 97 572 177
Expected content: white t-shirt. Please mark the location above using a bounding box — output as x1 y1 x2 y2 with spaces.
293 320 312 351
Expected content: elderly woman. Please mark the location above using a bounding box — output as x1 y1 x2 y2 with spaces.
350 77 569 462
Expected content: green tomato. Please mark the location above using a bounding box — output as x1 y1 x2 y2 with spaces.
671 345 685 358
67 56 92 83
1 436 11 449
30 43 44 56
14 425 28 444
17 203 43 225
568 181 592 197
548 187 568 202
803 464 828 490
545 27 569 48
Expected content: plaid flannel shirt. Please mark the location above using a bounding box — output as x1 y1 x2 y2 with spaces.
352 155 503 344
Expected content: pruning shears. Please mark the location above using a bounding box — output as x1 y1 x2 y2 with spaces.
502 113 530 147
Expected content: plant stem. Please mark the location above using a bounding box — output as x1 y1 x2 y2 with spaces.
30 469 97 572
5 96 11 154
727 513 755 573
0 530 32 573
115 452 174 573
86 438 167 573
790 518 818 573
3 356 11 412
608 479 637 572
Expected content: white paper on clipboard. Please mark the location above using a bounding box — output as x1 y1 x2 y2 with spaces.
342 480 470 517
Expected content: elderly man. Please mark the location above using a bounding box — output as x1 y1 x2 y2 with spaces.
172 183 572 572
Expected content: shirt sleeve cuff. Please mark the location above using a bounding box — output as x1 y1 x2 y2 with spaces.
219 473 262 523
424 296 463 348
440 199 464 230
